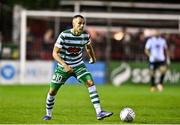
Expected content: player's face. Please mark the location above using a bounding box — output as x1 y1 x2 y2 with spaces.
72 17 85 34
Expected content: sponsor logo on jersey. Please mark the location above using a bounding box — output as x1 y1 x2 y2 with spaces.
67 47 81 54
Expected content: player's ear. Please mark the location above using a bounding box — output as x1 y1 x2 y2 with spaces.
72 18 75 27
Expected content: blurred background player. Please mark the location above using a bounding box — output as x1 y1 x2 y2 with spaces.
144 30 170 92
43 15 113 120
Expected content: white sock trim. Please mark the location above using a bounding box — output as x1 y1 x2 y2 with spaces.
88 85 96 93
47 93 55 100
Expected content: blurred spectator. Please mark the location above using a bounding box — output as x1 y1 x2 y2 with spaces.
171 34 180 60
122 30 132 60
163 33 176 60
41 28 54 59
134 30 146 61
26 26 35 60
87 29 106 60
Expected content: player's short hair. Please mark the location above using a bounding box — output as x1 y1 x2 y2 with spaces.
73 15 84 20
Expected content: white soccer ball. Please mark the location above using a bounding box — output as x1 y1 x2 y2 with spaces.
120 107 135 122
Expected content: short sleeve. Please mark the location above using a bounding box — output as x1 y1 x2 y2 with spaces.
85 33 91 45
145 39 151 49
55 32 65 48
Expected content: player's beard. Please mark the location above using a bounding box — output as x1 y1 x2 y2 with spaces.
73 26 83 35
75 28 83 35
78 27 83 33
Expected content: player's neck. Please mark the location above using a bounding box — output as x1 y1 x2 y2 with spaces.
71 29 81 36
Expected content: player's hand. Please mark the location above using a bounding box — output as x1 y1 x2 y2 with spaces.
63 64 73 73
89 58 96 64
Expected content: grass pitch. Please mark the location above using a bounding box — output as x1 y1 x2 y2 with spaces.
0 84 180 124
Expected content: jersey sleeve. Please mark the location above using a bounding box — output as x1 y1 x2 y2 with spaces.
55 32 65 48
85 33 91 45
145 39 151 49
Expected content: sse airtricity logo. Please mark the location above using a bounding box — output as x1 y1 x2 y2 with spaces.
0 65 15 80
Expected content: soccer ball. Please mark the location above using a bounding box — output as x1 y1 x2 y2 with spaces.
120 107 135 122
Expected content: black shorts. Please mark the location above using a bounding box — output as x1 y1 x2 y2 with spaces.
149 61 166 70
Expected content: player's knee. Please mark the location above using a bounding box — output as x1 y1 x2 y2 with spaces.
160 66 167 74
86 80 94 87
49 89 57 96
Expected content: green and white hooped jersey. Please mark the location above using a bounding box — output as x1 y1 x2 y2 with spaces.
55 29 90 67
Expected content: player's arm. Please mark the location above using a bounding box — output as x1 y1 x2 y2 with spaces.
144 39 151 59
85 41 96 64
144 48 150 58
52 46 73 73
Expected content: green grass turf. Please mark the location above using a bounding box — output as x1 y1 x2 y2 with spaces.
0 84 180 124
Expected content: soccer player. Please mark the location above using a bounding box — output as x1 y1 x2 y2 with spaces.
144 30 170 92
43 15 113 120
